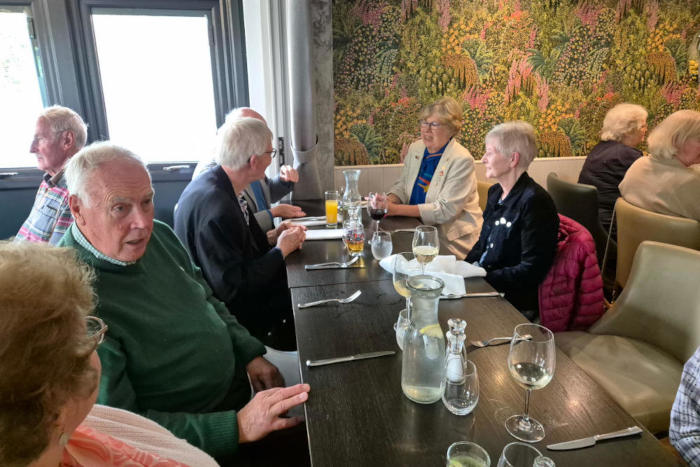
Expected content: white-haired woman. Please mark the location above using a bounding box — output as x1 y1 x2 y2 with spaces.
387 96 482 257
620 109 700 221
578 103 648 236
465 122 559 318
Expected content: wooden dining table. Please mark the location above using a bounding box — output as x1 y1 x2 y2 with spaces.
285 200 680 466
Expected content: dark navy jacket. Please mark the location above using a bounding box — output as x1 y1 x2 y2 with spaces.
466 173 559 314
174 165 295 350
578 140 642 237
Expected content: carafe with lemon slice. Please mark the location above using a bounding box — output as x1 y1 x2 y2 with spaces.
401 275 445 404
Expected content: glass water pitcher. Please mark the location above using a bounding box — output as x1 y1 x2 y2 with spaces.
341 169 362 222
401 275 445 404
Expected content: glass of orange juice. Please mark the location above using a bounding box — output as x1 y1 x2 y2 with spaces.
325 190 339 227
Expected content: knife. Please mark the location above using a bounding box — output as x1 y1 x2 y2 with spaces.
441 292 504 299
546 426 643 451
306 350 396 367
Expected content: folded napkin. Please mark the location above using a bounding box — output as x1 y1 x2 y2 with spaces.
305 229 344 240
291 219 327 227
379 254 486 278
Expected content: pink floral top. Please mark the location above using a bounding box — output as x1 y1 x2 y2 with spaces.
62 426 189 467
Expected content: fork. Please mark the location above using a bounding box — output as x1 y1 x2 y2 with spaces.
470 334 532 348
305 256 359 270
297 290 362 309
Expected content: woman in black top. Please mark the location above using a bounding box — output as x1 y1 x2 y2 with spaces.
578 103 647 237
466 122 559 318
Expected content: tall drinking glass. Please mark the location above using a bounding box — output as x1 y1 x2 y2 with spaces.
505 324 556 443
392 252 419 316
412 225 439 273
343 220 365 256
325 190 338 228
367 191 388 234
446 441 491 467
371 231 393 260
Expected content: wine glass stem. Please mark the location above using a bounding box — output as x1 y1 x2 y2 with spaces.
523 388 532 422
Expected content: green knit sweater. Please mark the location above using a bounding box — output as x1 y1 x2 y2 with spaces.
60 220 266 458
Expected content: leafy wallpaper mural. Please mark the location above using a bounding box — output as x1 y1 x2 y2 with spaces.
332 0 700 165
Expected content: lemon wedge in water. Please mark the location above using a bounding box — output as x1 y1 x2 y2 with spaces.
419 324 443 339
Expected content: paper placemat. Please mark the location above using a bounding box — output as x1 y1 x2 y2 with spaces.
305 229 344 240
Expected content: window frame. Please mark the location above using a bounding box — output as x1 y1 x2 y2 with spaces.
0 0 248 172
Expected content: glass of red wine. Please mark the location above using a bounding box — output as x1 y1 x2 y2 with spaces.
368 192 388 234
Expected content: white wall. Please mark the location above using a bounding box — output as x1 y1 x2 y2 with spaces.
333 157 586 195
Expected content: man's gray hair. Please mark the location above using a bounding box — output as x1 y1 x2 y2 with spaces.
65 141 149 207
600 103 648 142
214 117 272 170
39 105 88 149
647 109 700 161
486 121 537 169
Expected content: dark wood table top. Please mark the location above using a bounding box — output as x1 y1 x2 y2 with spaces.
290 280 679 467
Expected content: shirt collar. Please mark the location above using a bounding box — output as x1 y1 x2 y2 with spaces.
45 169 65 187
72 224 135 267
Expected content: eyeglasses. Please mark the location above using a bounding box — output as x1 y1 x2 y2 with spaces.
86 316 108 346
264 149 278 159
419 120 444 129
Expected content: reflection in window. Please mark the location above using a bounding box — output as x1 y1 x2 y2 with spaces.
0 8 46 168
92 10 218 163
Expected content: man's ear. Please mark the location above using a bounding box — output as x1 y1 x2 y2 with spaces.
60 131 75 151
69 194 85 225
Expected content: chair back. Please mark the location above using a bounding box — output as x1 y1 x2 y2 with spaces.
590 241 700 362
615 198 700 288
477 180 494 212
546 172 609 266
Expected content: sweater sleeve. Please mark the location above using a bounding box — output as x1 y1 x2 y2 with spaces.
418 154 476 225
485 193 559 290
268 176 294 203
97 337 241 459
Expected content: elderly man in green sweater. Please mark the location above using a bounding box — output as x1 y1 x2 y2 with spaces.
59 141 310 461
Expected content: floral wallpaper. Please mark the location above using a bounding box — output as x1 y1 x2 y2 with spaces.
333 0 700 165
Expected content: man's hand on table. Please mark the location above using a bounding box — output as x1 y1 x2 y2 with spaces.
247 356 285 391
276 225 306 257
237 383 310 443
271 203 305 219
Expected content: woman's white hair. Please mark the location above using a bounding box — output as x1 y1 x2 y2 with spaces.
486 121 537 169
647 109 700 161
600 103 648 142
215 117 272 170
40 105 88 149
65 141 149 207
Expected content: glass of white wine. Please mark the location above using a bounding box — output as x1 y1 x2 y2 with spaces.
392 252 418 318
505 323 556 443
412 225 439 273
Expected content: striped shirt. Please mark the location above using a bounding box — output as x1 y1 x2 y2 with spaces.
670 346 700 466
15 170 73 245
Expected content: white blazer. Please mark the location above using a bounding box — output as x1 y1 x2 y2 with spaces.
389 139 483 257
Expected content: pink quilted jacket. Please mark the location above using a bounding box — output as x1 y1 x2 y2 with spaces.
538 215 605 331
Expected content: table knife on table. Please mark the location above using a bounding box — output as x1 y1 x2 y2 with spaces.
546 426 643 451
306 350 396 367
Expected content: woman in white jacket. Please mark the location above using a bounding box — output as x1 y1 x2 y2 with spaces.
387 97 482 257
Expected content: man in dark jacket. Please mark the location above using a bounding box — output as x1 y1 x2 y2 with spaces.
174 117 305 350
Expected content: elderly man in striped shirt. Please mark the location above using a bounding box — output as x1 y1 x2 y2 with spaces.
15 105 87 245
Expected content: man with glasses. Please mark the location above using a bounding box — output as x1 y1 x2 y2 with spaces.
193 107 306 232
175 117 305 351
59 141 310 463
15 105 87 245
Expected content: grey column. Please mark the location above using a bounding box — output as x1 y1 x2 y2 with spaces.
285 0 322 199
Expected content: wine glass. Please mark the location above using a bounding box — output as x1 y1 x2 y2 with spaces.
392 252 419 318
367 191 388 234
505 324 556 443
412 225 439 273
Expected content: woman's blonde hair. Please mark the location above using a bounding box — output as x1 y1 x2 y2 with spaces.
647 109 700 161
600 103 648 142
419 96 463 136
0 242 97 467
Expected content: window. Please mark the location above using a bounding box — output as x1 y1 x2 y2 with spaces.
91 9 219 163
0 5 47 168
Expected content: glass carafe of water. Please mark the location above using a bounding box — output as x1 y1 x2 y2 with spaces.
341 169 362 221
401 275 445 404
